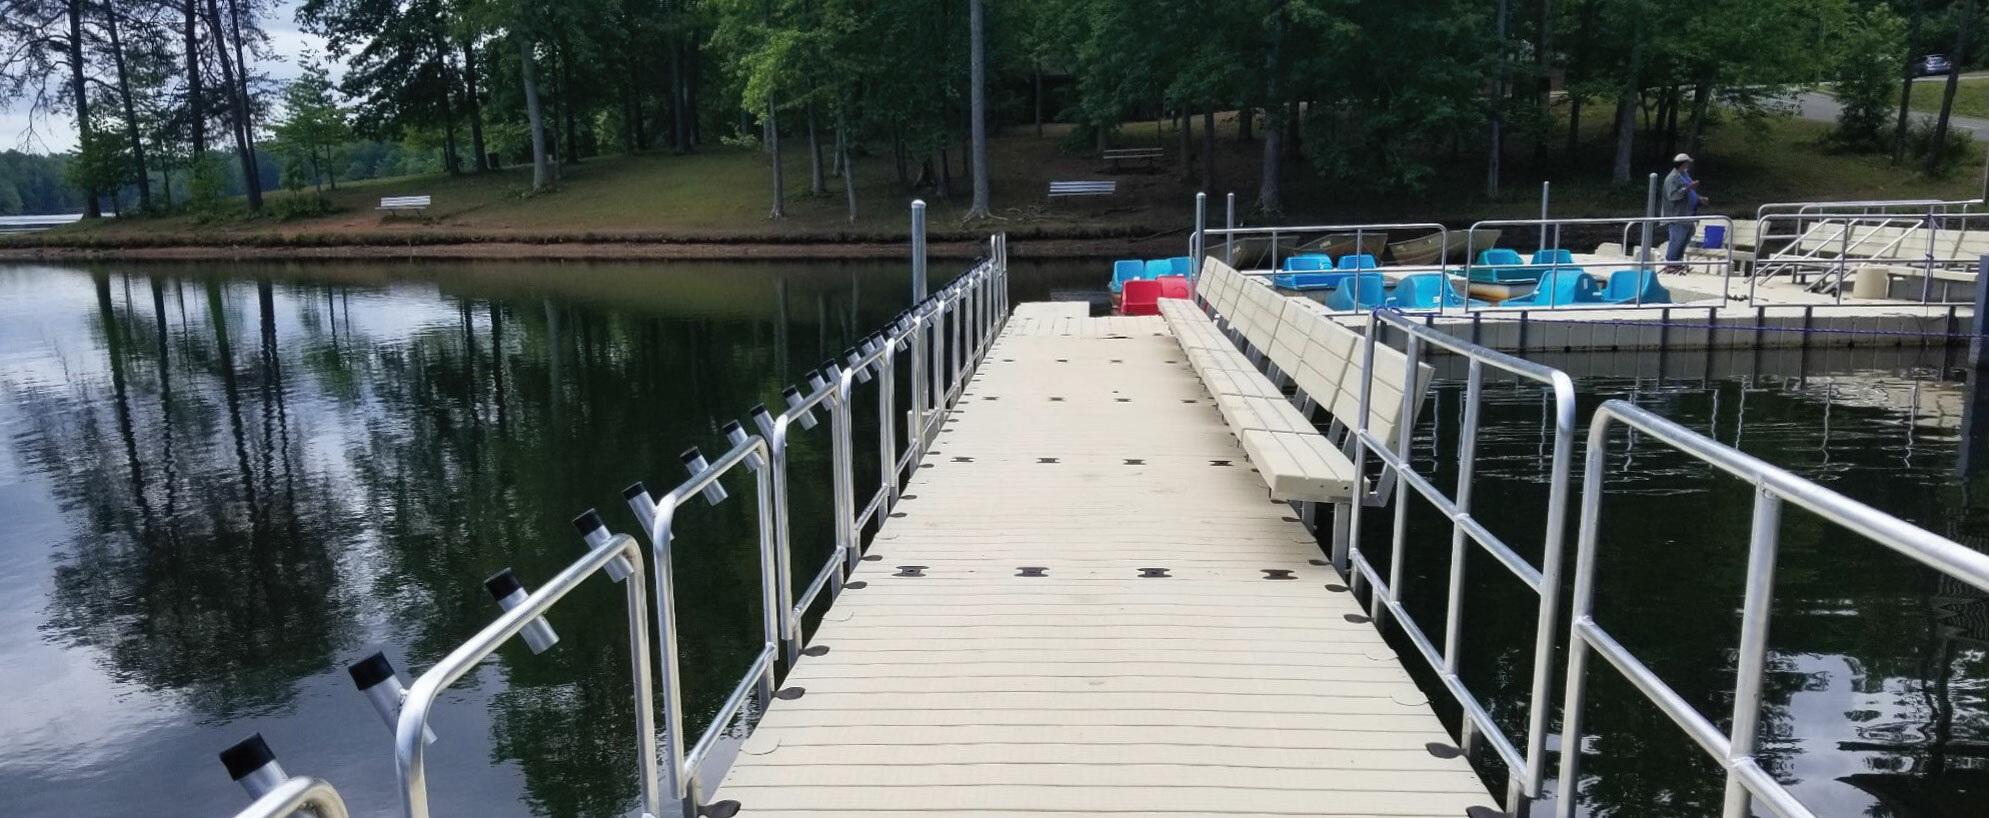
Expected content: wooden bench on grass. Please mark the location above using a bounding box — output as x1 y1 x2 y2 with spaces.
1159 258 1432 563
1102 147 1164 172
378 195 431 216
1048 180 1117 198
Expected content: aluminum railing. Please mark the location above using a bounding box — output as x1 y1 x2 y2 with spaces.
367 235 1009 818
1345 308 1574 812
231 777 350 818
1749 209 1989 303
1555 400 1989 818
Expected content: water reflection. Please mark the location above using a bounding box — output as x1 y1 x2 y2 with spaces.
1384 345 1989 817
0 259 991 818
0 259 1985 818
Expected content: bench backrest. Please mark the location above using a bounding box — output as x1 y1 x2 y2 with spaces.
381 195 431 207
1199 257 1431 447
1050 181 1116 194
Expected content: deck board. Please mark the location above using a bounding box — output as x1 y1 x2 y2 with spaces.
709 308 1494 816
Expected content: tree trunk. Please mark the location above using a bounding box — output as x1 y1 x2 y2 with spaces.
669 35 687 150
465 40 488 171
105 7 152 211
439 49 461 174
1033 68 1043 137
1895 0 1926 164
203 0 260 211
1178 109 1193 181
1258 0 1288 213
559 48 580 163
1239 107 1253 142
1663 85 1681 159
892 132 906 183
185 0 204 156
1487 0 1507 198
768 100 785 218
1567 93 1582 156
1534 0 1555 165
517 35 550 190
223 0 260 206
966 0 991 219
66 0 100 218
841 129 857 222
1610 21 1642 184
807 103 825 194
1929 0 1972 176
1202 106 1216 193
937 149 952 199
1686 79 1711 156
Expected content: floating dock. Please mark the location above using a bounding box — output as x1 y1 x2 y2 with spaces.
708 302 1498 816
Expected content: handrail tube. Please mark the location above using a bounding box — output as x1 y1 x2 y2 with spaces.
396 531 654 818
232 777 351 818
1349 553 1528 774
1347 308 1573 809
1571 618 1734 759
628 436 772 812
1554 399 1989 818
683 645 776 779
1354 432 1545 590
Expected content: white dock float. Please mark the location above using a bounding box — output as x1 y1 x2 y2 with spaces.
710 302 1496 816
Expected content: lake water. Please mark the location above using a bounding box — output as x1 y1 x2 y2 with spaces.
0 259 1983 818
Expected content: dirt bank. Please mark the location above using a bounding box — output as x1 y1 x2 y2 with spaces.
0 235 1186 264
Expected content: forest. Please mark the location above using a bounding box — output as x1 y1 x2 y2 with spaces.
0 0 1984 220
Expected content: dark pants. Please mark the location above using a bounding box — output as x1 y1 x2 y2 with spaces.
1665 222 1693 263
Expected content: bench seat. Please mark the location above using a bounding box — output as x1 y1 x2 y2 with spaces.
1218 395 1317 435
1239 430 1357 501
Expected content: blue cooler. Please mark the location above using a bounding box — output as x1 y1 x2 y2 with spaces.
1702 224 1726 250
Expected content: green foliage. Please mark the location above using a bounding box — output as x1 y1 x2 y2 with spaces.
1830 5 1908 151
63 128 135 202
272 57 354 193
1907 114 1976 174
188 154 232 209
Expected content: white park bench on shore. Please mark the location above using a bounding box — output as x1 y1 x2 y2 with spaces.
378 195 431 215
1101 147 1164 172
1048 180 1117 198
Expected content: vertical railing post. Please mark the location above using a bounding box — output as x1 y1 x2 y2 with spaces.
1225 193 1237 266
751 448 779 708
1836 218 1850 304
1539 181 1551 252
834 379 860 578
768 420 800 666
1377 332 1421 621
1346 313 1379 576
1552 416 1614 818
1720 489 1783 818
1445 360 1484 757
1641 173 1658 276
1193 192 1207 263
911 200 928 302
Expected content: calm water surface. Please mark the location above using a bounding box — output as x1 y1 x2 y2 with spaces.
0 259 1984 818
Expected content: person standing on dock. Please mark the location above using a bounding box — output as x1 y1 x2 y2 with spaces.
1661 154 1705 274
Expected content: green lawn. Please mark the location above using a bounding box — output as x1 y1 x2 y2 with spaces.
1905 78 1989 120
17 101 1984 249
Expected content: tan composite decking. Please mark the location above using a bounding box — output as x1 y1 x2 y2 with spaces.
710 302 1496 817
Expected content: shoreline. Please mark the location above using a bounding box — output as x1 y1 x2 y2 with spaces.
0 236 1185 263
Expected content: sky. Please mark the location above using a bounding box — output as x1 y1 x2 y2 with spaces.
1 1 332 155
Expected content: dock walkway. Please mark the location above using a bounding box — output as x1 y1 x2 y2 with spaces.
710 302 1496 816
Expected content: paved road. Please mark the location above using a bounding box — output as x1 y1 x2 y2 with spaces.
1796 76 1989 140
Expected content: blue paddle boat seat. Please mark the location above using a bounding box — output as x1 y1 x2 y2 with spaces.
1601 269 1670 304
1470 248 1544 284
1283 254 1334 272
1502 269 1604 307
1336 254 1379 270
1273 272 1353 291
1325 273 1389 311
1111 259 1144 294
1531 249 1574 265
1391 274 1489 309
1166 256 1193 277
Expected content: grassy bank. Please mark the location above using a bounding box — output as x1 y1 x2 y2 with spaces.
1906 78 1989 120
7 108 1984 256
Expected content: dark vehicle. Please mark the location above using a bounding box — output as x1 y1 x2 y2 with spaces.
1915 53 1954 77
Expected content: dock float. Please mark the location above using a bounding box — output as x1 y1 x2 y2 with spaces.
708 301 1497 816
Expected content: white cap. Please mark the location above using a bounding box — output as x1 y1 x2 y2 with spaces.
1674 153 1693 163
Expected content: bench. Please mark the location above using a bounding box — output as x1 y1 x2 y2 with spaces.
1048 181 1117 198
1102 147 1164 172
1160 258 1433 552
378 195 431 215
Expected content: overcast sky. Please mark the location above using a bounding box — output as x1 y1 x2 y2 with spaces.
1 2 333 155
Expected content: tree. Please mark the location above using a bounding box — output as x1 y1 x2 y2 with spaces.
272 57 351 194
1832 6 1908 150
965 0 989 220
